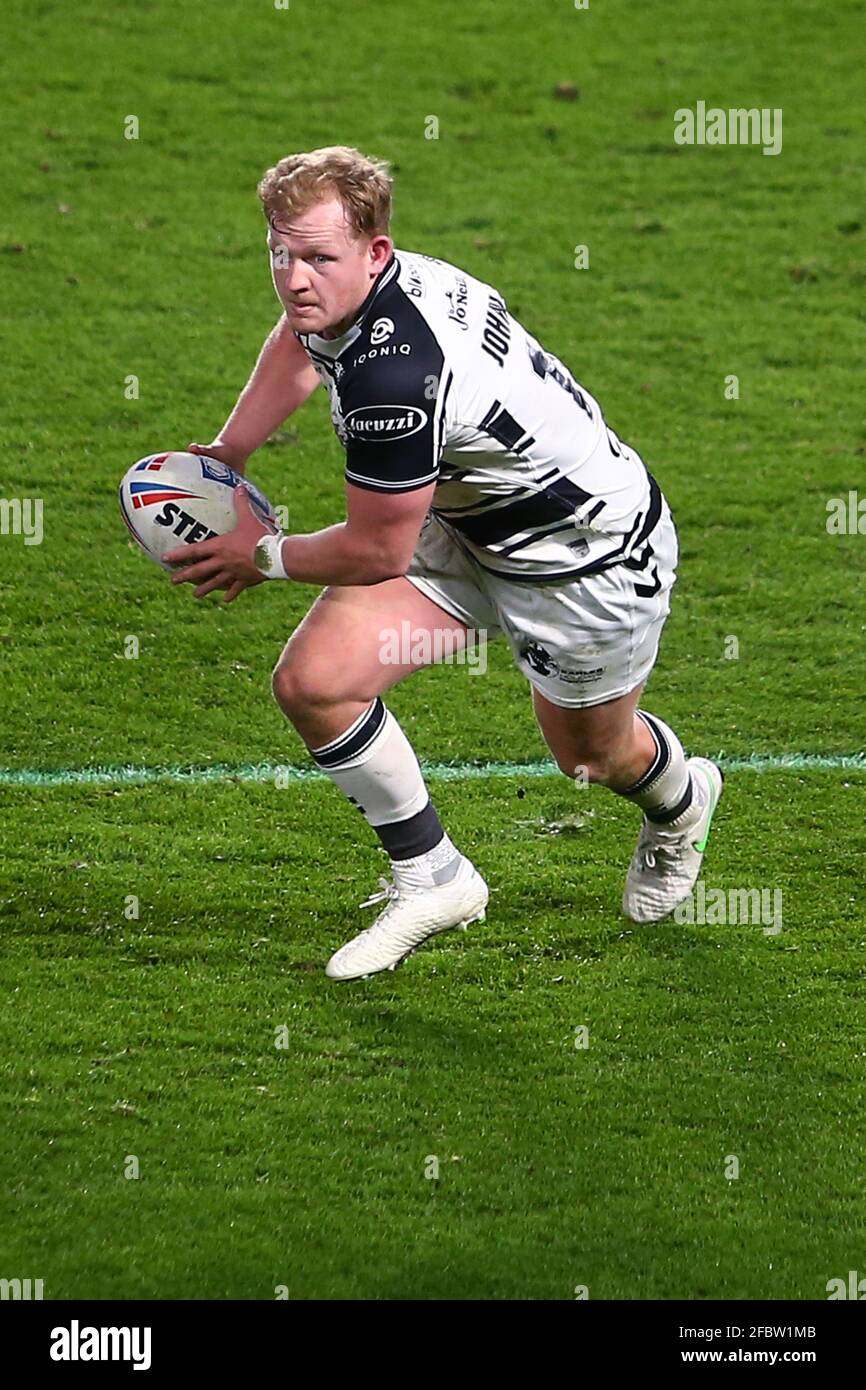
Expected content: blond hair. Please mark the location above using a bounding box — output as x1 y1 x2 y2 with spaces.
257 145 393 240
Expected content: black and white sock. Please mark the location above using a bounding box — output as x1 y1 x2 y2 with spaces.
620 710 704 827
309 697 462 890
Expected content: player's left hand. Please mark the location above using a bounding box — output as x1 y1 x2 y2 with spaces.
165 485 271 603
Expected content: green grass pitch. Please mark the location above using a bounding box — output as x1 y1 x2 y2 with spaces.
1 0 865 1299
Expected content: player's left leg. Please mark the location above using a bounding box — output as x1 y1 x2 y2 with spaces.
531 683 723 921
490 485 722 921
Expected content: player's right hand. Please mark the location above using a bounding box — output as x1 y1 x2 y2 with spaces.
187 439 248 473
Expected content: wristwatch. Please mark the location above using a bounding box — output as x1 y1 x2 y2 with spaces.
253 532 288 580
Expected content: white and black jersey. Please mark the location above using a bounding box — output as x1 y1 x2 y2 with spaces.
294 248 663 584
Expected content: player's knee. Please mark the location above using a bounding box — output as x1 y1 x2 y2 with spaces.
271 660 292 714
271 658 322 717
271 655 358 718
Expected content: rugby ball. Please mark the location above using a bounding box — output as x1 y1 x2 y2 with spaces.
118 451 276 571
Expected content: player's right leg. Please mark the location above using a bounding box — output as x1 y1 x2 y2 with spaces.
272 575 489 980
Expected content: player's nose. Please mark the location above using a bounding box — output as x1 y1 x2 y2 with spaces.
285 260 312 292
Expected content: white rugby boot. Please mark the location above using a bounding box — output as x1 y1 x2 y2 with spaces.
325 855 489 981
622 757 724 923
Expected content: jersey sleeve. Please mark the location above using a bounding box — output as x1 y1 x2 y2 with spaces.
341 335 453 494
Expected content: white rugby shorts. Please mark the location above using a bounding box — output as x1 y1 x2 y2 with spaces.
405 485 678 708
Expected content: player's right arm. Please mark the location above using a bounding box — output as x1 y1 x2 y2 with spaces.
188 315 320 473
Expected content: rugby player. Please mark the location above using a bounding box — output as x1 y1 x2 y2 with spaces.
166 145 723 981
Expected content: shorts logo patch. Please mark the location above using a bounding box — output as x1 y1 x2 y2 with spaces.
520 642 604 685
522 642 558 677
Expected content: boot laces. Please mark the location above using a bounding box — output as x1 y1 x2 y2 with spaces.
359 876 400 911
639 825 690 872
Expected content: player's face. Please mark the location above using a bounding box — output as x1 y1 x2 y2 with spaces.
266 196 393 339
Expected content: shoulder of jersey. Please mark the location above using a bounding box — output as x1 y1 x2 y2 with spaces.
346 249 502 397
389 247 498 343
